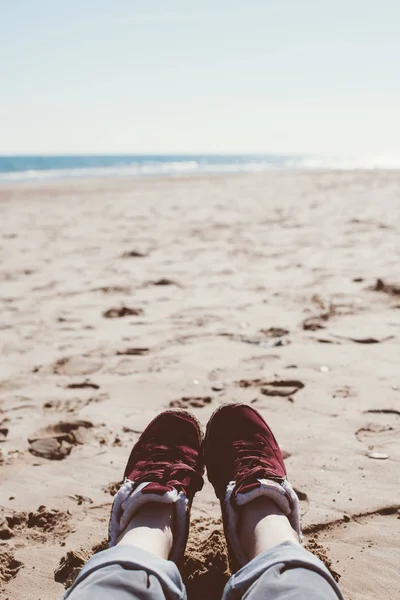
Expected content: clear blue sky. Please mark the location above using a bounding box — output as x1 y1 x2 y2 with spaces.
1 0 399 155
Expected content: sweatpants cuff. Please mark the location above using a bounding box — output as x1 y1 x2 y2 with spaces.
222 540 344 600
63 545 186 600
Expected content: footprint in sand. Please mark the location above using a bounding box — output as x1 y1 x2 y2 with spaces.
355 423 395 444
355 422 399 458
355 409 400 455
43 393 107 413
28 420 94 460
237 379 305 398
301 295 357 332
53 356 103 376
169 397 213 409
112 359 144 376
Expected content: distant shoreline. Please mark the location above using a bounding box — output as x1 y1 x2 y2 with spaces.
1 153 398 184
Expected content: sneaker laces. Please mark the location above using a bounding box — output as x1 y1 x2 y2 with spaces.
232 435 283 492
129 441 204 493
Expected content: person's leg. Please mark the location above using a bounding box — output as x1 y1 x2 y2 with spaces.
204 403 344 600
239 496 299 559
117 502 174 558
63 410 204 600
231 496 342 600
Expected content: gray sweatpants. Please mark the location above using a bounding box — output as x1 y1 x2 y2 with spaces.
63 541 344 600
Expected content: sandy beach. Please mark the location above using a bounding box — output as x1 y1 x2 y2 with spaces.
0 171 399 599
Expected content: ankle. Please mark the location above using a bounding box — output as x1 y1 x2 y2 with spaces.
239 496 299 561
117 503 175 559
241 496 285 519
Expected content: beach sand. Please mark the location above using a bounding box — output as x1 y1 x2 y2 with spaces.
0 171 399 599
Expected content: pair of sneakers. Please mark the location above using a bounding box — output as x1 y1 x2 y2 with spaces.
109 403 301 570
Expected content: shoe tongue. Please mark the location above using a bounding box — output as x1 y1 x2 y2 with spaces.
234 478 292 517
235 480 260 496
142 482 173 495
234 463 272 497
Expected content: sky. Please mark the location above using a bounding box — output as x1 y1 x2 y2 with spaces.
1 0 400 156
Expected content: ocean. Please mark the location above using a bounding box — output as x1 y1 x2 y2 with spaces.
0 154 395 183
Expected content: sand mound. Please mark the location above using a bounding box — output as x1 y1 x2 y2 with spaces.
183 518 230 600
54 540 108 588
0 552 23 585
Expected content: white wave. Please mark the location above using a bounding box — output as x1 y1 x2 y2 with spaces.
1 155 400 183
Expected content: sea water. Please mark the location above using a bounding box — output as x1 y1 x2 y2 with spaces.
0 154 395 183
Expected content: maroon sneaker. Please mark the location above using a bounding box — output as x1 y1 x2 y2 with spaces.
109 410 204 563
204 404 301 569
